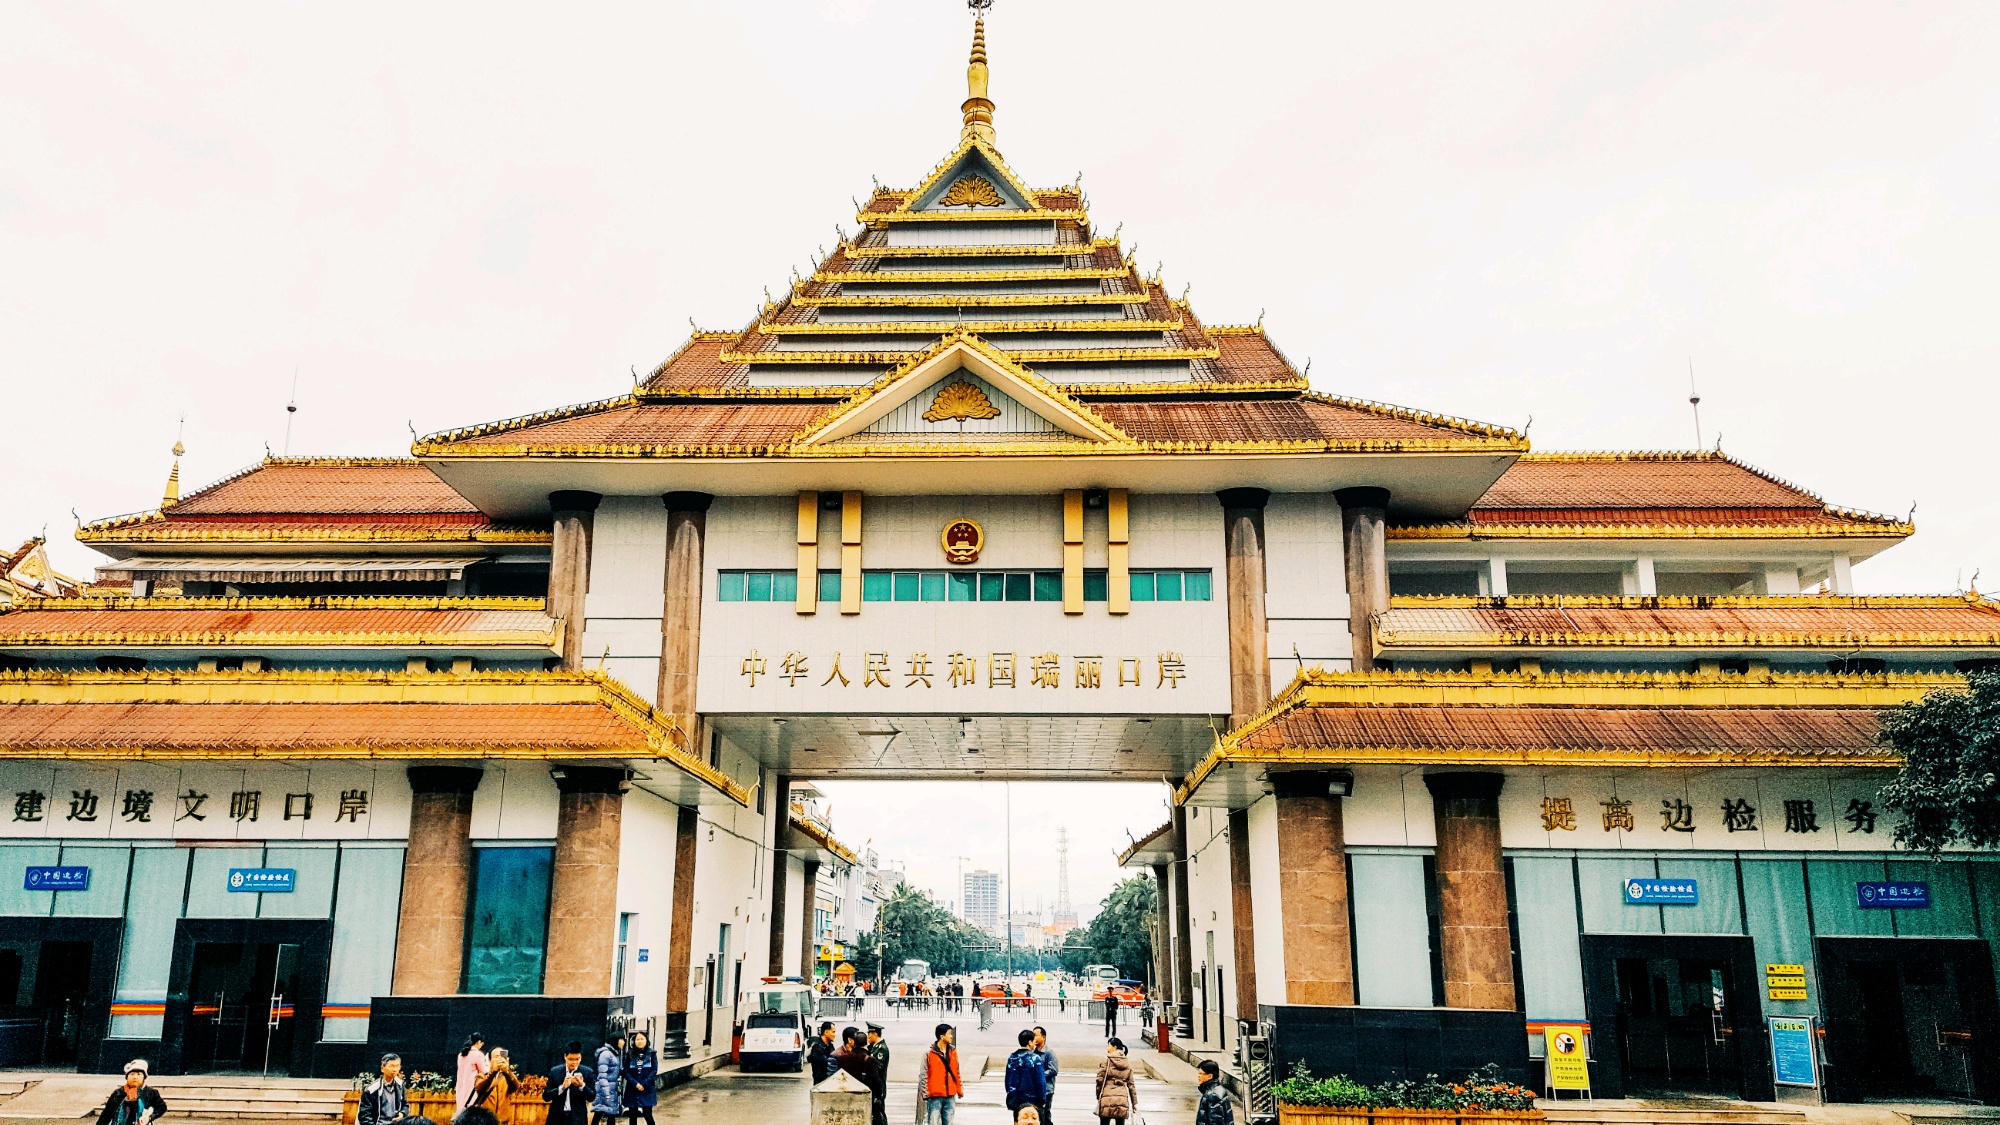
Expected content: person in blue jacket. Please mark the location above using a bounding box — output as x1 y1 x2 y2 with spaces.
622 1032 657 1125
1003 1029 1048 1119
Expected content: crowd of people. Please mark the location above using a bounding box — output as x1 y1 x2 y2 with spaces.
348 1029 662 1125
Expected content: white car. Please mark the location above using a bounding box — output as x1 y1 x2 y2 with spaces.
740 981 814 1072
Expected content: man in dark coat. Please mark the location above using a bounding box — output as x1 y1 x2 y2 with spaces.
863 1023 890 1125
833 1027 880 1097
544 1042 595 1125
354 1055 406 1125
808 1021 838 1083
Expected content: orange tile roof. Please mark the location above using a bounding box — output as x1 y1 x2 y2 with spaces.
172 458 479 516
450 401 834 448
1238 703 1884 760
1086 396 1489 444
0 597 558 649
1375 595 2000 650
643 334 749 391
0 700 641 755
1474 453 1818 515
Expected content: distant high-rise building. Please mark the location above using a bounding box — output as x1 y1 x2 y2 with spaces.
963 868 1000 934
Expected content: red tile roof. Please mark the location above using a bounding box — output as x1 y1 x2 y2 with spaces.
1376 595 2000 649
0 700 645 755
0 598 557 648
1087 396 1492 444
1207 332 1301 383
172 459 478 516
643 335 750 391
1475 454 1818 514
1238 703 1884 760
449 401 834 448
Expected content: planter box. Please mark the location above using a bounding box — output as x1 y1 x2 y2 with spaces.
1278 1106 1371 1125
1369 1109 1460 1125
343 1090 552 1125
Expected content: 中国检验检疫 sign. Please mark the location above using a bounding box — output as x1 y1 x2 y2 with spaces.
23 866 89 891
1856 881 1928 909
227 868 296 893
1624 878 1698 906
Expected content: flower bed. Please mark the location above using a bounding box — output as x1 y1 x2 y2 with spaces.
340 1072 548 1125
1274 1065 1543 1125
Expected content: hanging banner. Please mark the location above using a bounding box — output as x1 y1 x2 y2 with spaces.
1769 1018 1818 1087
1542 1025 1591 1090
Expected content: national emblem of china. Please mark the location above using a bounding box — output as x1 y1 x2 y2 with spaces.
941 519 984 564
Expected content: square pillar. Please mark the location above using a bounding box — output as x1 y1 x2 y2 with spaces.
547 491 602 670
1335 488 1390 671
766 776 792 977
1171 804 1196 1035
543 767 628 998
1424 772 1516 1010
1272 771 1355 1005
1216 488 1272 728
798 859 821 985
1228 808 1259 1021
391 766 484 995
658 492 713 729
661 805 700 1059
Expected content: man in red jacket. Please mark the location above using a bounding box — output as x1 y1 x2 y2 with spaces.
919 1024 962 1125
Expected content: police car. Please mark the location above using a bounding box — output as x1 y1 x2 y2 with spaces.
740 980 814 1072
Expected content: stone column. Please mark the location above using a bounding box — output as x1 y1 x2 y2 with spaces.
798 860 821 985
1335 487 1391 672
1424 772 1516 1010
661 805 700 1059
658 492 713 730
543 767 627 998
1271 771 1355 1005
548 491 602 670
1150 863 1173 1002
1216 488 1272 728
1228 808 1259 1021
392 766 484 995
766 776 792 977
1170 803 1196 1035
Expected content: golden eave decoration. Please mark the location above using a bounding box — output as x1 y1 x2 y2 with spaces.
1372 593 2000 651
1389 519 1913 542
937 174 1007 207
922 380 1003 422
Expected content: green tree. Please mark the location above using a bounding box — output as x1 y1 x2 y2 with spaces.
1056 875 1156 980
1880 670 2000 852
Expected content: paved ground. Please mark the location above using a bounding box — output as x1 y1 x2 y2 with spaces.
664 999 1204 1124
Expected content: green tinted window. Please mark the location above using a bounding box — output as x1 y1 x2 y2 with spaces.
819 571 841 602
863 572 892 601
1033 572 1062 601
948 572 976 601
718 572 746 601
746 571 774 601
1004 573 1032 601
921 572 947 601
1083 569 1107 602
1130 572 1155 601
1156 571 1183 601
980 573 1006 601
1184 571 1212 600
893 571 920 601
773 571 797 601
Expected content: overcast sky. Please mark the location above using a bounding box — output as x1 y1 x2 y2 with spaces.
5 3 1998 908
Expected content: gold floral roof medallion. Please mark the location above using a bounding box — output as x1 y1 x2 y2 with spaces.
922 379 1004 423
938 174 1006 208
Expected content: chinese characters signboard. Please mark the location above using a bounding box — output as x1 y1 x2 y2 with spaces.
1855 881 1929 909
227 868 296 894
23 865 89 891
1624 878 1699 906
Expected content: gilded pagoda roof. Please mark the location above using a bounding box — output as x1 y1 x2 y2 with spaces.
0 595 560 653
1373 594 2000 652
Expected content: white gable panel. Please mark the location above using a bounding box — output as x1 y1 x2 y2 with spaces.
860 371 1058 435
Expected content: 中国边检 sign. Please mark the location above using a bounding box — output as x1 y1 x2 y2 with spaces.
1624 878 1698 906
227 868 296 893
23 866 90 891
1856 881 1928 909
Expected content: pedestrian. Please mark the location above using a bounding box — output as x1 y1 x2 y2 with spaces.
591 1034 625 1125
835 1027 880 1097
454 1108 500 1125
918 1024 962 1125
864 1023 890 1125
471 1049 520 1125
1032 1027 1056 1123
1093 1039 1135 1125
623 1032 657 1125
355 1054 408 1125
96 1060 168 1125
544 1042 594 1125
1002 1030 1048 1120
456 1034 489 1110
1057 985 1066 1013
1014 1109 1042 1124
1102 992 1118 1038
808 1021 839 1083
1194 1059 1234 1125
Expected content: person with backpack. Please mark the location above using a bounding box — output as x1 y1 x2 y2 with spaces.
1194 1059 1234 1125
1003 1030 1049 1120
1094 1039 1136 1125
918 1023 962 1125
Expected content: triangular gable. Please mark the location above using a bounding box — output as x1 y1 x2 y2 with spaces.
903 140 1038 213
795 333 1132 446
858 371 1059 437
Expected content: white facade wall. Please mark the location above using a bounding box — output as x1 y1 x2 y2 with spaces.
580 496 669 702
615 786 682 1023
1244 795 1288 1007
1263 493 1352 687
1181 804 1238 1052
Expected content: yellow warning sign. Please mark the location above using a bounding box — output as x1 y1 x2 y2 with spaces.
1766 963 1804 975
1768 987 1808 1001
1543 1025 1590 1090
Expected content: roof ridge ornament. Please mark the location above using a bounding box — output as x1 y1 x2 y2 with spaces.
961 2 996 147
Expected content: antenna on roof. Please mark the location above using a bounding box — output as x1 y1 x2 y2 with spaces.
1687 357 1704 451
283 367 300 455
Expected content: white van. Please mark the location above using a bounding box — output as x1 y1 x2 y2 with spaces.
740 981 814 1072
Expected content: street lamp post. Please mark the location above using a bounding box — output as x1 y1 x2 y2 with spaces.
1004 782 1013 985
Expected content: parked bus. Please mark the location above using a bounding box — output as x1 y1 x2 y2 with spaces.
896 959 931 984
1081 963 1119 986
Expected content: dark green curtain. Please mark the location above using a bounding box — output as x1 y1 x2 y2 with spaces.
464 846 553 994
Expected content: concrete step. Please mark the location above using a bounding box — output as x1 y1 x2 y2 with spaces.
0 1084 28 1104
1543 1108 1807 1125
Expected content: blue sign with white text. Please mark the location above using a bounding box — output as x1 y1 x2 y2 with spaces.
1856 881 1928 909
1624 878 1699 905
1770 1018 1817 1087
227 868 296 894
24 866 90 892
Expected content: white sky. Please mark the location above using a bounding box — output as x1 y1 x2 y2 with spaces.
4 3 1998 906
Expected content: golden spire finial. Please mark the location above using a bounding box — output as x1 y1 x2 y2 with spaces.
162 440 184 508
961 1 996 147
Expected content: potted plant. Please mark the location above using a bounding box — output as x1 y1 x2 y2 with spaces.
1445 1065 1540 1123
1369 1076 1461 1125
1273 1065 1372 1125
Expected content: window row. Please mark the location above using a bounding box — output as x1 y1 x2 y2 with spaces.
715 568 1212 603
